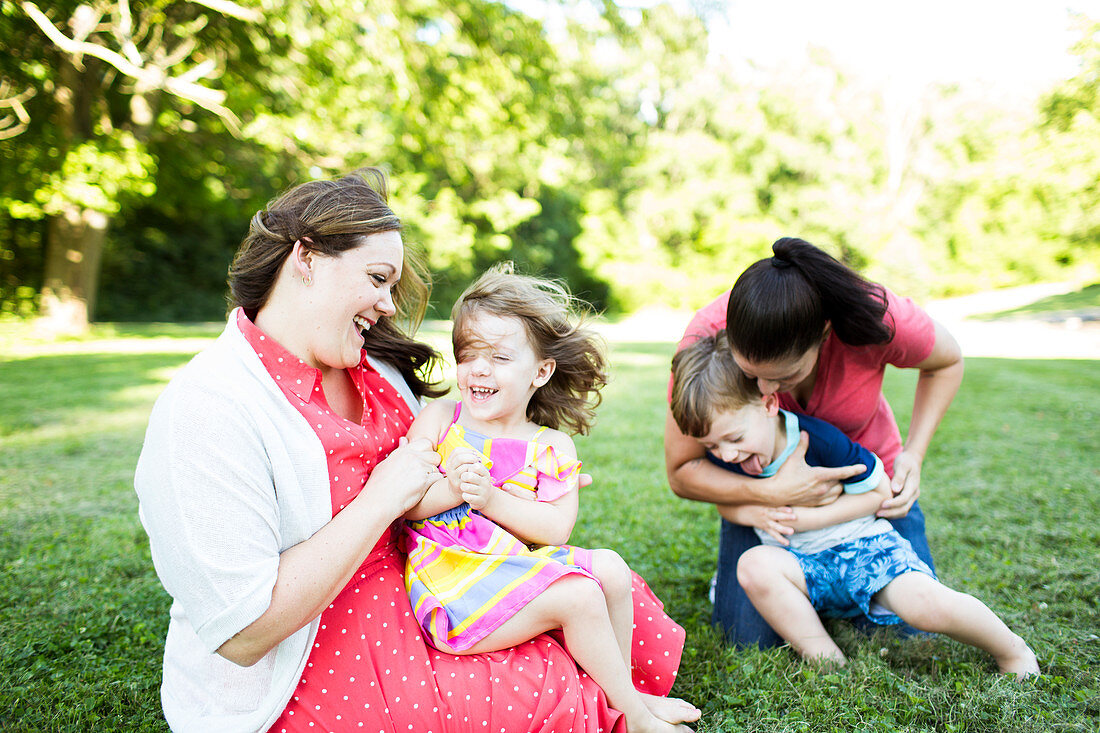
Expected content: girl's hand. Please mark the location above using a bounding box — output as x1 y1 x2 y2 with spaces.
445 447 481 494
717 503 796 545
770 431 859 506
879 450 921 518
459 462 494 510
364 436 441 517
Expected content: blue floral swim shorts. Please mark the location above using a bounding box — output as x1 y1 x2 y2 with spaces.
789 531 937 625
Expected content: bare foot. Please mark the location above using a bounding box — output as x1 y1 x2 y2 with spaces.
640 692 701 723
626 712 695 733
997 636 1040 679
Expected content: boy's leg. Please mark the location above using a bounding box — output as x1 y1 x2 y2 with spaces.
874 572 1039 677
888 500 936 572
857 505 934 639
737 545 844 663
713 518 784 648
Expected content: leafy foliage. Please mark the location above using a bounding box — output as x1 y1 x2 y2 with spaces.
1 2 1098 322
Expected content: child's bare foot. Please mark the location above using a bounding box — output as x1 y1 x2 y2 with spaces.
626 712 695 733
997 636 1040 679
801 649 846 668
640 692 701 723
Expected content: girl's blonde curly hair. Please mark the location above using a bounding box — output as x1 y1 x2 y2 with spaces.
452 263 608 436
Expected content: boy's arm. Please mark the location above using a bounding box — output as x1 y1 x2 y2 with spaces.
475 430 579 546
787 475 892 533
718 502 797 544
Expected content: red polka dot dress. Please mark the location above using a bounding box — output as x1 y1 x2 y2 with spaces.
238 314 686 733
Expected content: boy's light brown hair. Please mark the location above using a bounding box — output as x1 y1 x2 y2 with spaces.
669 331 761 438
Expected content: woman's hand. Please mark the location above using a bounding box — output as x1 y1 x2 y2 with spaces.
769 431 860 506
878 450 921 518
363 436 441 517
717 503 796 545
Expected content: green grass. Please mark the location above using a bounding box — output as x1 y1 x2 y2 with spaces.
1 327 1097 731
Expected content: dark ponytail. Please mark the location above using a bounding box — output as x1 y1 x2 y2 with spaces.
725 237 893 362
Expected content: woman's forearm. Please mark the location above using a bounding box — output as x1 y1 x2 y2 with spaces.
216 437 439 667
216 495 396 667
904 321 964 459
665 411 853 507
905 359 964 459
669 453 775 505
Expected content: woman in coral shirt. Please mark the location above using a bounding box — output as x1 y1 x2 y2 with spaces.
664 237 963 648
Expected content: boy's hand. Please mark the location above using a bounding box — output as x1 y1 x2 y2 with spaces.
459 462 494 510
717 503 796 545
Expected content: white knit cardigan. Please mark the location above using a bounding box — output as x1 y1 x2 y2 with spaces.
134 310 418 732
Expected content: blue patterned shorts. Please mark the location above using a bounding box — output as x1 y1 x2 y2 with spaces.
790 531 937 625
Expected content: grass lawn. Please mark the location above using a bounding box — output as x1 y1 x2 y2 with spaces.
0 320 1097 731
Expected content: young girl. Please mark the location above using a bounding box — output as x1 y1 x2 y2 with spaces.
402 264 699 733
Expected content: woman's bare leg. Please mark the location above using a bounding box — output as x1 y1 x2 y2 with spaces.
737 545 845 664
874 572 1039 678
435 574 694 732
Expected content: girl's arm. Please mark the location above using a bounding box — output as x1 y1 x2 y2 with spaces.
665 410 857 507
217 437 439 666
402 399 466 520
879 320 964 518
474 480 578 546
466 429 580 546
787 477 893 534
403 474 462 520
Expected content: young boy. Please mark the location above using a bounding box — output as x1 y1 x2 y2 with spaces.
669 332 1039 678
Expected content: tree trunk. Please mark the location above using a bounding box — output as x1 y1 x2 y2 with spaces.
36 205 109 336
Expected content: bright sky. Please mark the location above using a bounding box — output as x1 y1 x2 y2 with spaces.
510 0 1094 98
711 0 1091 96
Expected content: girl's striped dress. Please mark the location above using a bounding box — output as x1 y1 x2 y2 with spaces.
403 407 595 651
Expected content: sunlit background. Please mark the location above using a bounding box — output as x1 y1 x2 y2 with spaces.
1 0 1097 331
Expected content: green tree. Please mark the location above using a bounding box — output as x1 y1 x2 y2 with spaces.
0 0 256 332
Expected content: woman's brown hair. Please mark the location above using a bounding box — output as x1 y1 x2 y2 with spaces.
228 167 444 398
726 237 894 363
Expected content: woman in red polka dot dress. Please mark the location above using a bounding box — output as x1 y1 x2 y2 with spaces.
135 169 692 733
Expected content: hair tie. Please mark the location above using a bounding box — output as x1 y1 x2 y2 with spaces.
771 256 792 269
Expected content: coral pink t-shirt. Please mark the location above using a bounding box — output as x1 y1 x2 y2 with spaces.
672 288 936 475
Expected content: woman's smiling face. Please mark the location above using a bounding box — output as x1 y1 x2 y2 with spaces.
303 230 403 371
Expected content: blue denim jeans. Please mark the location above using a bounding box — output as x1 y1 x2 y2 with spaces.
712 501 936 648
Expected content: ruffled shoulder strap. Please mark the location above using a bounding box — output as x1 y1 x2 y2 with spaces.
435 408 495 473
527 441 582 503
